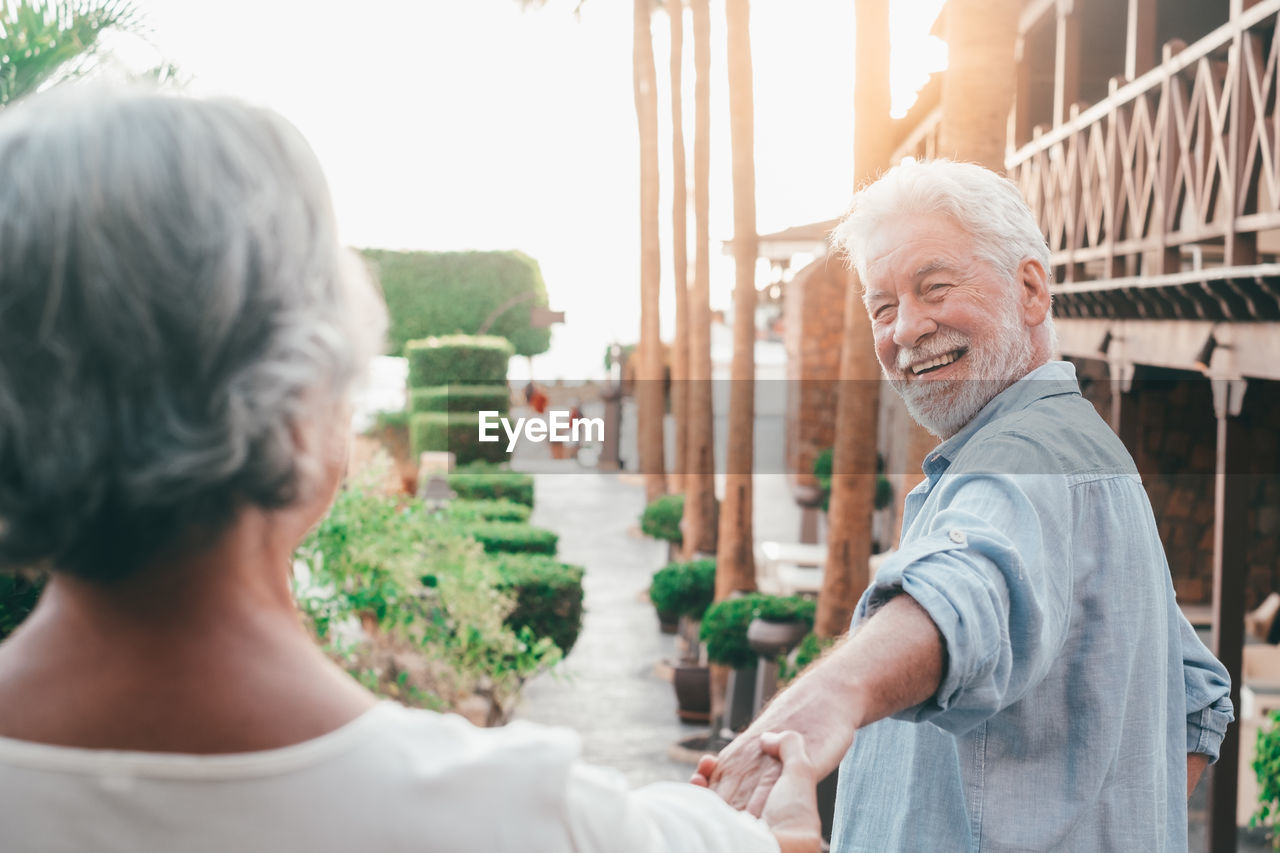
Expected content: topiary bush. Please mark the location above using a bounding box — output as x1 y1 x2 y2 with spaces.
649 559 716 620
363 249 552 358
410 412 507 467
700 594 817 669
490 553 585 655
444 499 532 524
448 468 535 507
640 493 684 545
466 522 559 556
410 385 510 415
406 335 513 388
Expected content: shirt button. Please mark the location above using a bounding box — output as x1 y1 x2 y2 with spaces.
949 529 967 545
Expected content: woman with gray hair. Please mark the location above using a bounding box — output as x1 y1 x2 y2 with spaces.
0 87 820 852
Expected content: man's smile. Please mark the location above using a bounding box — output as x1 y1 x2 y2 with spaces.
907 346 969 377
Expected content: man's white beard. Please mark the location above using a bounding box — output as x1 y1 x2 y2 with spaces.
887 306 1034 439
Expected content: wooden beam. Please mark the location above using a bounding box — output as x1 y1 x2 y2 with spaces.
1125 0 1156 81
1209 378 1249 853
1054 2 1081 127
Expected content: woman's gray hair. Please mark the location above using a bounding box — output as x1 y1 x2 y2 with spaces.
0 86 386 581
830 159 1056 339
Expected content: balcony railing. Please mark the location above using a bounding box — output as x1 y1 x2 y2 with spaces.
1007 0 1280 311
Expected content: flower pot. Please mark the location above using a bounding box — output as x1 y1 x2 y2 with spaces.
725 664 758 731
746 617 809 660
673 662 711 722
656 608 679 634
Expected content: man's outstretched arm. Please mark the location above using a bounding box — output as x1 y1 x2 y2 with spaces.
704 594 945 816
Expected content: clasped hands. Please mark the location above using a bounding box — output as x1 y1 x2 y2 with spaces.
690 729 823 853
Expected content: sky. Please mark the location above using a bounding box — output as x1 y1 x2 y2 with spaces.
114 0 947 378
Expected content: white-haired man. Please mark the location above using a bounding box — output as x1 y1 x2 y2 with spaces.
695 160 1233 851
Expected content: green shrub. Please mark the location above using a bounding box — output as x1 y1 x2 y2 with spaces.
405 335 513 388
640 493 684 545
0 573 43 642
448 469 535 507
410 385 510 415
491 553 585 655
410 412 508 467
371 409 410 431
813 448 893 513
444 499 531 524
778 631 837 685
649 558 716 620
467 522 558 555
363 249 552 358
700 594 816 669
295 466 560 716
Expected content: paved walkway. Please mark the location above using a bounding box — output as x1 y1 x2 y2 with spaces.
513 461 706 787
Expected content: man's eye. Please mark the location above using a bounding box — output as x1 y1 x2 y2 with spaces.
927 282 952 293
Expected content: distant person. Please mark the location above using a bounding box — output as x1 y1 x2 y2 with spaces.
697 160 1233 852
0 86 820 853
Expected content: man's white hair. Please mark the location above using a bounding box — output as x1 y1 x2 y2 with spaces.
830 159 1056 346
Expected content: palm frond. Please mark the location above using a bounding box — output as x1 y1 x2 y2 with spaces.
0 0 145 105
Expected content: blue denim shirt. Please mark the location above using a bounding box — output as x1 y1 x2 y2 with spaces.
831 360 1233 852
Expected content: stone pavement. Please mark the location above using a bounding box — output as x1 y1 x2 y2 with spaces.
512 461 707 787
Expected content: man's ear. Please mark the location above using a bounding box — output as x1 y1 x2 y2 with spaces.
1017 258 1051 327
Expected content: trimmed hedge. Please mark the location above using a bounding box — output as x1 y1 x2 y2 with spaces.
445 499 531 524
406 335 513 388
467 522 558 555
700 594 816 669
410 412 507 467
448 470 535 507
491 553 585 655
649 559 716 620
640 493 684 545
410 385 510 415
813 448 894 513
363 249 552 358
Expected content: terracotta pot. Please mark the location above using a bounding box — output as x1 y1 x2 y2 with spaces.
673 662 711 722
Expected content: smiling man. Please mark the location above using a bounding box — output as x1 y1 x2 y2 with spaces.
697 160 1233 851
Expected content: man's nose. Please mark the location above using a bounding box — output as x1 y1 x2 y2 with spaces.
892 298 936 349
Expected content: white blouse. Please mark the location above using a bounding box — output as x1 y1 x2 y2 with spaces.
0 701 776 853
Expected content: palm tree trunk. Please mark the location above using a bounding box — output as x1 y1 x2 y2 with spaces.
815 0 891 637
667 0 689 497
939 0 1020 173
886 0 1021 539
680 0 717 559
715 0 757 600
633 0 667 501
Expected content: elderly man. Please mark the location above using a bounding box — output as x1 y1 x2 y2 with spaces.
698 160 1233 851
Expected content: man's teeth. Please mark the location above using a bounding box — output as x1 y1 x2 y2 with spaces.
911 351 960 375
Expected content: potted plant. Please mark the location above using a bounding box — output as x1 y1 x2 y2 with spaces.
640 493 684 561
650 559 717 722
701 594 816 731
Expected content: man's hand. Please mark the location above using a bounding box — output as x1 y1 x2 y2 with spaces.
690 731 784 817
693 732 822 853
1188 752 1210 798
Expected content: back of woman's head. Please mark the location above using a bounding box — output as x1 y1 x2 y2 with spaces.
0 86 386 581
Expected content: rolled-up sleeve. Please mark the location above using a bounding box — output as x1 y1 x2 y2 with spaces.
855 435 1073 736
1179 612 1234 762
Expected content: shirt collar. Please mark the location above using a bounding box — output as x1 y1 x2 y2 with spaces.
922 360 1082 478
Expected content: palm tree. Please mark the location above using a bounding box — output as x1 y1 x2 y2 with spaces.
666 0 688 498
885 0 1020 541
0 0 143 107
680 0 717 559
815 0 891 638
633 0 667 503
938 0 1020 172
714 0 756 601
